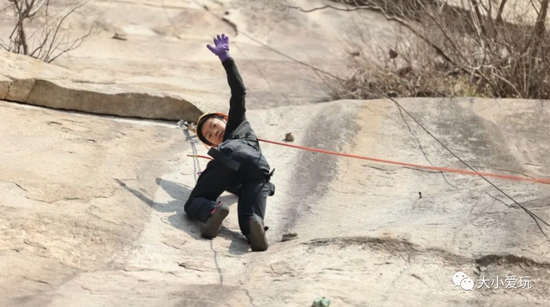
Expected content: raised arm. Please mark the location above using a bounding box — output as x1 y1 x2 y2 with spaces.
207 34 246 131
222 58 246 120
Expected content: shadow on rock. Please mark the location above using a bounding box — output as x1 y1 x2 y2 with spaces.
114 178 186 213
115 178 247 250
226 229 250 255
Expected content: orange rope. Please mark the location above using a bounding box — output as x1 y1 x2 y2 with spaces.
187 154 213 160
257 138 550 185
186 138 550 185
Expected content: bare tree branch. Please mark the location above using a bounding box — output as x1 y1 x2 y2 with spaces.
496 0 509 25
286 3 369 12
300 0 549 99
2 0 95 62
48 22 95 63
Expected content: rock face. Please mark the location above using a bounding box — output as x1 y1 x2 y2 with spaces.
1 97 550 306
0 0 399 117
0 50 203 121
1 0 550 306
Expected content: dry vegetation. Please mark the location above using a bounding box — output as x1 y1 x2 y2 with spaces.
0 0 97 62
290 0 550 99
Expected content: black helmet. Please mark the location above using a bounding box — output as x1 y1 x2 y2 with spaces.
195 112 227 146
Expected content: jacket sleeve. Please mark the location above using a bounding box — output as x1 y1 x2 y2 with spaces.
184 160 235 222
222 58 246 134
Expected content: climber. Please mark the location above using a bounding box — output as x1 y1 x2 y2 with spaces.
184 33 275 252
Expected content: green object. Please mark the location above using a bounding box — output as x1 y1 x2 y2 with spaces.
312 296 331 307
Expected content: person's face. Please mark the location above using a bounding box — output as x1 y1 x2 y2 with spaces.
201 117 226 146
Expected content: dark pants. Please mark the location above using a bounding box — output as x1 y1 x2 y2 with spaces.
235 180 272 236
184 160 274 236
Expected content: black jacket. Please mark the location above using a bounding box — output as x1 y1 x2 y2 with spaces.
184 58 271 219
218 58 270 179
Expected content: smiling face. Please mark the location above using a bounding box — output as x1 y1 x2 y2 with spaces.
200 116 226 146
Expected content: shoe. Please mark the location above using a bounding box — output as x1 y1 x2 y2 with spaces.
201 202 229 239
248 214 269 251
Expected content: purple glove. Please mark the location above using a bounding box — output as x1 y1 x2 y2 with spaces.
207 34 231 62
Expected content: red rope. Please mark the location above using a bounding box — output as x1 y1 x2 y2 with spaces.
187 154 213 160
257 138 550 185
187 138 550 185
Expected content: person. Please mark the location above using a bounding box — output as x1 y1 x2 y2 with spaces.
184 34 275 252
